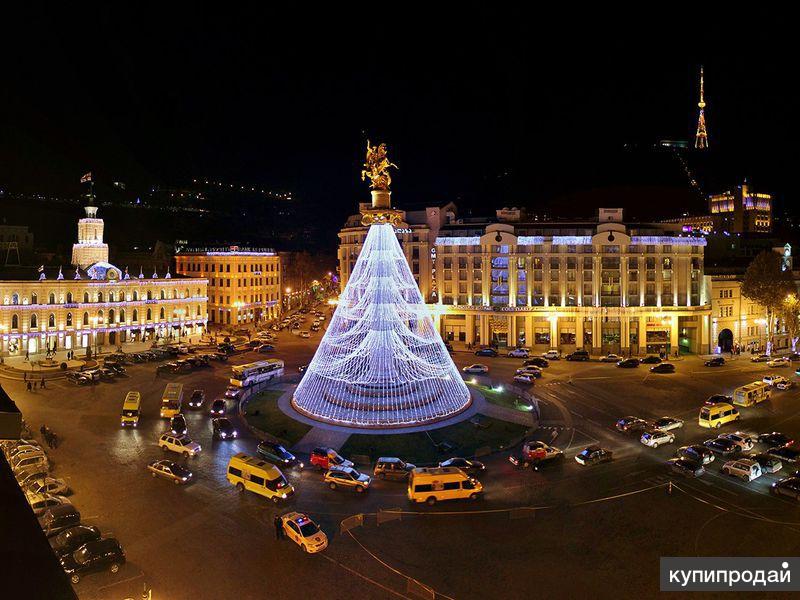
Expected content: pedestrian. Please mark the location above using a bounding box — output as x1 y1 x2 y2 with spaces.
274 516 283 540
27 381 32 392
23 372 27 382
33 381 38 391
24 350 29 361
41 377 46 389
40 424 47 437
46 432 54 449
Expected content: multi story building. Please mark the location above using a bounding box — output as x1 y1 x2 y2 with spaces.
665 181 773 234
0 223 34 264
339 206 713 355
0 206 208 357
175 248 281 327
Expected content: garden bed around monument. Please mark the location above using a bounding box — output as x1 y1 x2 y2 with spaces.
339 415 531 465
243 390 313 446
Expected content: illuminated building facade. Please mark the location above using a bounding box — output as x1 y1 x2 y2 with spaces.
666 182 773 234
175 248 282 326
1 208 207 357
340 207 713 355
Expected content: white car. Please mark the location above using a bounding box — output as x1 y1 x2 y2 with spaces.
719 432 754 452
158 433 202 457
767 357 790 368
463 364 489 374
513 374 535 385
640 429 675 448
299 331 310 339
25 477 70 497
280 512 328 553
542 350 560 360
600 353 623 363
722 458 762 482
515 366 541 377
763 374 783 386
751 354 770 363
652 417 684 432
507 348 529 358
25 491 69 517
777 379 794 390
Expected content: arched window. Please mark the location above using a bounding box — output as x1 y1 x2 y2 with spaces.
83 292 89 303
49 293 55 305
147 290 153 300
31 293 38 305
185 289 190 299
48 313 55 328
108 309 115 324
97 310 104 324
109 291 115 302
83 312 89 326
66 313 73 327
196 288 201 298
132 309 138 322
146 308 152 321
133 291 138 301
120 309 125 323
160 289 165 300
197 305 201 315
11 314 19 330
30 314 38 329
97 292 104 303
66 292 73 304
159 307 165 319
11 293 19 305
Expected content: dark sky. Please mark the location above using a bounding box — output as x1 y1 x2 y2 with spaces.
1 8 794 223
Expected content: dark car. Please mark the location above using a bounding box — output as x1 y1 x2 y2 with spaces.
703 438 739 456
748 453 783 474
247 340 262 349
705 394 733 406
438 457 486 475
373 456 417 480
616 358 639 369
566 350 590 362
640 355 662 364
157 362 178 374
49 525 102 558
676 445 715 465
209 398 226 417
66 372 92 386
256 344 276 353
170 414 188 436
650 363 676 374
788 353 800 362
211 418 238 440
770 477 800 501
257 440 303 468
104 362 126 375
667 458 705 478
705 357 725 367
188 389 205 409
758 432 793 447
217 343 235 354
523 357 549 368
575 445 612 465
60 538 126 584
474 348 498 357
210 352 229 362
766 446 800 464
443 341 454 352
38 504 81 538
298 365 308 373
615 416 647 435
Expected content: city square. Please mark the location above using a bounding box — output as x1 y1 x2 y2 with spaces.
2 8 799 600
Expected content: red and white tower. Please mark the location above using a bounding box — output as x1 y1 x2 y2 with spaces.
694 66 708 149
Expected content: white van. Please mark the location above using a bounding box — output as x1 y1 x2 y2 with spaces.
407 467 483 505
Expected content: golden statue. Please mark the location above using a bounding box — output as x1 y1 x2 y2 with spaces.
361 140 397 190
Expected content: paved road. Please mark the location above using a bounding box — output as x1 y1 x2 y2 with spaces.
9 331 800 599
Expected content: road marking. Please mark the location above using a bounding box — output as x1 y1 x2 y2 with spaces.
572 376 612 380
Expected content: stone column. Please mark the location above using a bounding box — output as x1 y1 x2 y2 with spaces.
550 316 558 349
525 315 533 350
592 318 601 354
576 316 584 350
670 315 680 355
639 317 648 354
466 314 475 345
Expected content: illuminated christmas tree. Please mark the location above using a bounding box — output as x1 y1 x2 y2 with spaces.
292 143 471 427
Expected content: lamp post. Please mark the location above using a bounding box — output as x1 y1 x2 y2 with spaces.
91 317 99 357
285 287 292 312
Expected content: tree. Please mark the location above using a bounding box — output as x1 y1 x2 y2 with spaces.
781 293 800 352
741 251 795 354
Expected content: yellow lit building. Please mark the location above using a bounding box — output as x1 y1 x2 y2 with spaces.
665 181 772 234
0 206 208 357
175 248 282 327
340 207 713 355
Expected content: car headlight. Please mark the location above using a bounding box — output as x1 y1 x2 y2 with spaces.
281 493 287 499
182 477 187 481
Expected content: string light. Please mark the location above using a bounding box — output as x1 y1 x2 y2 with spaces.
293 222 470 427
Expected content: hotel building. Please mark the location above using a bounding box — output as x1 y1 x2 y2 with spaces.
175 248 282 327
339 206 713 355
665 181 772 234
0 205 208 357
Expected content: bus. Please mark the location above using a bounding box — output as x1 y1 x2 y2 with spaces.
160 383 184 418
230 359 285 388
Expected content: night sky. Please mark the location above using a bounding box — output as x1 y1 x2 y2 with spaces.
1 8 794 223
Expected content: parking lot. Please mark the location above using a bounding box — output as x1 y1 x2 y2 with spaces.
7 327 800 598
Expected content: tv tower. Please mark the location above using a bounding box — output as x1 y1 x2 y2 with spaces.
694 65 708 149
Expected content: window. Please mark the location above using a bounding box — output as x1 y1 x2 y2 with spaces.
48 293 55 305
11 314 19 329
146 308 152 321
30 314 38 329
31 293 38 305
120 309 125 322
48 314 55 328
133 291 138 301
83 312 89 326
160 290 165 300
228 467 242 478
66 292 73 304
108 309 115 323
66 312 72 327
97 292 104 303
11 293 19 305
132 309 138 322
160 307 165 319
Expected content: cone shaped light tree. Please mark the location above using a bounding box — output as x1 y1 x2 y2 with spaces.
292 142 471 428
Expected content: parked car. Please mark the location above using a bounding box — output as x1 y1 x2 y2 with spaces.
49 525 102 558
652 417 684 432
640 355 662 364
640 429 675 448
147 459 193 484
373 457 416 480
475 348 498 357
748 453 783 474
523 357 549 368
66 372 92 385
39 504 81 538
719 432 755 452
667 458 705 478
299 331 310 339
676 445 715 465
257 441 304 469
60 538 126 584
188 389 205 409
209 398 226 416
279 512 328 553
26 492 70 516
766 445 800 464
704 356 725 367
542 350 561 360
751 354 771 362
16 467 50 488
170 414 188 436
703 437 739 456
722 458 762 482
438 457 486 475
513 374 536 385
566 350 590 361
158 433 201 457
616 358 639 369
323 466 371 492
601 353 623 363
650 363 676 374
770 477 800 500
211 417 238 440
575 445 613 466
507 348 529 358
310 447 353 471
767 357 790 368
25 477 71 497
298 365 308 373
777 379 794 391
758 432 793 447
462 364 489 374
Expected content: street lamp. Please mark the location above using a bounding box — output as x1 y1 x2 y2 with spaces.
285 287 292 312
91 317 99 357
